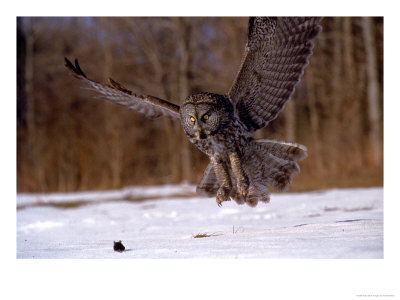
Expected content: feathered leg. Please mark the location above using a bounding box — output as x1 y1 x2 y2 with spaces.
211 156 232 207
229 152 249 198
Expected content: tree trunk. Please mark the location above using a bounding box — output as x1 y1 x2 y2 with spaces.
101 18 122 188
283 100 296 142
362 17 382 167
342 17 362 169
305 67 323 175
175 18 192 183
24 18 44 190
329 18 343 174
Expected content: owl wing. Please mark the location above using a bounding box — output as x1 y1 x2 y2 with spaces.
65 58 180 119
228 17 322 131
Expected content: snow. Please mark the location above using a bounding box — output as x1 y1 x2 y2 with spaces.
17 185 383 258
17 183 196 207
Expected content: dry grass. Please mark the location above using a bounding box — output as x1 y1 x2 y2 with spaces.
192 232 222 238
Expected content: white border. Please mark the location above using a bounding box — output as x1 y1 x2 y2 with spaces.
3 1 399 299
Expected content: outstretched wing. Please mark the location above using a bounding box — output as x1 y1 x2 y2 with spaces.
228 17 322 131
65 58 180 119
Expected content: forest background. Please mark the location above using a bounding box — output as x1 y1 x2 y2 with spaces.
16 17 383 193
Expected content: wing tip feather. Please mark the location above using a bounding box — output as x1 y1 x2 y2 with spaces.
64 57 87 78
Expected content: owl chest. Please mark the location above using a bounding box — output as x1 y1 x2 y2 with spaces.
193 135 229 157
192 123 251 158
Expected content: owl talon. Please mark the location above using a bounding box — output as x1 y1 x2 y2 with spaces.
237 184 248 197
216 192 230 207
237 178 249 198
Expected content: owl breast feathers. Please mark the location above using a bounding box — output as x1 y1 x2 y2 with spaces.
65 17 322 207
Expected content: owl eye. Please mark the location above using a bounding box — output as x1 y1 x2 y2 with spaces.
203 114 209 120
190 116 196 122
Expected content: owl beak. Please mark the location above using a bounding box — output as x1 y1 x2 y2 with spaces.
194 128 208 140
199 131 208 140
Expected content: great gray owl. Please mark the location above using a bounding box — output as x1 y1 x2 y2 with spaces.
65 17 322 207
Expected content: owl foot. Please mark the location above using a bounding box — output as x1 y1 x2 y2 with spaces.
237 179 249 198
216 187 231 207
216 195 231 207
231 193 245 205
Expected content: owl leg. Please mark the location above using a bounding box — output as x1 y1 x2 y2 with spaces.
229 152 249 198
211 157 232 207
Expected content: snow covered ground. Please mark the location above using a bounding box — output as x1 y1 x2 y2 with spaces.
16 185 383 259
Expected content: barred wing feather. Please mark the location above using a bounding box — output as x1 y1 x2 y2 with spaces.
228 17 322 131
65 58 180 120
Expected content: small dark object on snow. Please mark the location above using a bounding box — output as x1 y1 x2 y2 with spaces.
113 240 125 252
192 232 222 238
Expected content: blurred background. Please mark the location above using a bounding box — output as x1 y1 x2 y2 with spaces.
16 17 383 193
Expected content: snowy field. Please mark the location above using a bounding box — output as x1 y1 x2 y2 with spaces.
17 185 383 259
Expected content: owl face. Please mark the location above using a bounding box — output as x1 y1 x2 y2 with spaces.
181 102 220 140
180 92 234 141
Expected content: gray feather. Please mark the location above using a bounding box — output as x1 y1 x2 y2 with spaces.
229 17 322 131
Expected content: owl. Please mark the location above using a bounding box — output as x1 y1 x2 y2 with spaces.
65 17 322 207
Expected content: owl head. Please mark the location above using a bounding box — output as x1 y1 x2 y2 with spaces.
180 92 233 140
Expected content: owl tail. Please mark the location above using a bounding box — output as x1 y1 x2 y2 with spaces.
247 139 307 192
